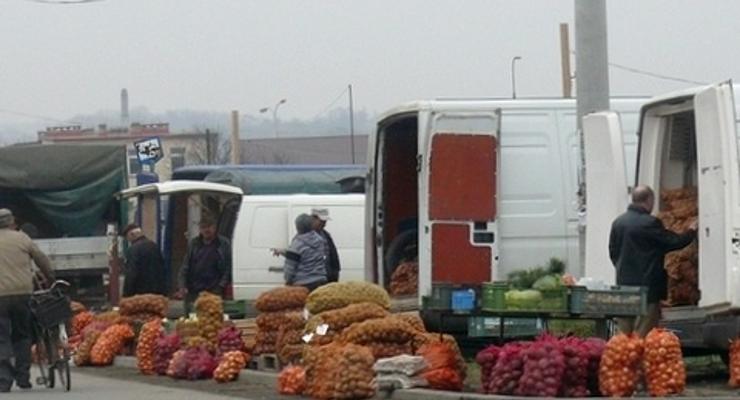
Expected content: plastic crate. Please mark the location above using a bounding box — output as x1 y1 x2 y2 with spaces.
451 289 476 312
423 283 480 311
569 285 647 316
468 316 543 338
482 284 568 313
223 300 247 319
481 282 508 311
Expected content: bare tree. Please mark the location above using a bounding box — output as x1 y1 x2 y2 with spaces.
188 129 232 165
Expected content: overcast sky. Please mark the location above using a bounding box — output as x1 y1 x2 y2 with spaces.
1 0 739 127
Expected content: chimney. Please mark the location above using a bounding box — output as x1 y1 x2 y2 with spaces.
121 88 129 127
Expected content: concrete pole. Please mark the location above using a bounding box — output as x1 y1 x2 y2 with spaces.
560 23 572 98
230 110 240 164
575 0 610 276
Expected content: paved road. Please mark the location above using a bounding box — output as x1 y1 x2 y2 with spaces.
2 367 284 400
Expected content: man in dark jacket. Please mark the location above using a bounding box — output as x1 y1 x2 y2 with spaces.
121 224 166 296
609 185 696 336
176 217 231 315
311 208 340 282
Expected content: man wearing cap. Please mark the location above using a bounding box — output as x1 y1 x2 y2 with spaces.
121 224 166 297
0 209 54 392
177 216 232 314
311 208 341 283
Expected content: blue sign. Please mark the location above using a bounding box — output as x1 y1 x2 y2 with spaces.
134 137 164 165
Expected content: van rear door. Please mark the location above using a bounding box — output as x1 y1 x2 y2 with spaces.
421 108 501 293
694 82 739 307
582 111 629 284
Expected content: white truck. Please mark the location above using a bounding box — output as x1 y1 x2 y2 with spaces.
365 97 645 309
584 81 740 352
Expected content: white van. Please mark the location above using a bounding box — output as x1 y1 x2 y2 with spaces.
585 81 740 350
366 97 645 302
231 193 365 300
119 182 365 301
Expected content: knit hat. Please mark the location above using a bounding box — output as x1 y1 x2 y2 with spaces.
0 208 14 229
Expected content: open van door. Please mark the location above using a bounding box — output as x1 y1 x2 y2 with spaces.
693 82 738 307
583 112 629 284
420 108 501 296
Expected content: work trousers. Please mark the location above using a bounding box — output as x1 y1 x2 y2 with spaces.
616 302 661 337
0 295 32 390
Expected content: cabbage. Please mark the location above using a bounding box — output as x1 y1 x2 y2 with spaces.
505 290 543 309
532 275 561 291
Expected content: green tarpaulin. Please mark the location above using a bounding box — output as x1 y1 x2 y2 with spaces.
0 144 127 237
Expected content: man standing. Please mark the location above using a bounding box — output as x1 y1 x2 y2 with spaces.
311 208 340 283
609 185 697 337
0 209 54 392
121 224 166 296
177 216 231 315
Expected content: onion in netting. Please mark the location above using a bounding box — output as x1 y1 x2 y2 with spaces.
516 335 565 397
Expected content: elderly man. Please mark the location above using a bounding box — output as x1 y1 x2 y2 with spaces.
311 208 341 283
283 214 328 292
0 209 54 392
121 224 166 296
609 185 697 337
177 216 232 315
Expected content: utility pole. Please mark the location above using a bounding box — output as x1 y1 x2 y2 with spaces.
205 129 212 164
348 84 356 164
575 0 610 276
230 110 240 164
560 23 572 98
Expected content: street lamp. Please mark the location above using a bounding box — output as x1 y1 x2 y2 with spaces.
511 56 522 99
260 98 287 138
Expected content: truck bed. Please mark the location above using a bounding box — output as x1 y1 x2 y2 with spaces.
35 236 113 272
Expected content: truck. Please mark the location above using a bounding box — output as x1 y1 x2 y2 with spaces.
584 81 740 354
0 143 128 305
364 97 645 322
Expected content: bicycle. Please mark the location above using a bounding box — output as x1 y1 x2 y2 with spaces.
28 280 73 392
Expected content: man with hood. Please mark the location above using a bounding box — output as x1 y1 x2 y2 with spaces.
282 214 328 292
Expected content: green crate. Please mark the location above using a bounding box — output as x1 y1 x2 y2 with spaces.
223 300 247 319
569 286 647 316
468 316 543 338
423 283 481 311
481 282 508 311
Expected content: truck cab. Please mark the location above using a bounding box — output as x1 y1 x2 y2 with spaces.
585 81 740 350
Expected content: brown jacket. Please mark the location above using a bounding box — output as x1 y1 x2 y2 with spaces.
0 228 54 297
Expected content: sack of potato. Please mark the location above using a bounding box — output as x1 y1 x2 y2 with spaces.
256 310 303 331
74 330 102 366
255 286 309 312
195 292 224 347
120 294 169 318
389 262 419 297
304 344 339 399
305 302 389 341
279 344 305 365
339 316 417 345
253 330 279 355
367 342 413 359
391 313 426 333
330 343 377 399
306 281 391 314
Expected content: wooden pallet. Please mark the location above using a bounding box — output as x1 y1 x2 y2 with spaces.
249 353 281 372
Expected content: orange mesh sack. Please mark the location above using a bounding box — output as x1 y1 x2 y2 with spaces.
729 338 740 387
90 323 135 366
255 286 309 312
136 319 163 375
304 343 340 399
598 333 644 397
643 328 686 396
278 365 307 395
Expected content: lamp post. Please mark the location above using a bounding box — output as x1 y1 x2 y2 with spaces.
260 98 287 138
511 56 522 99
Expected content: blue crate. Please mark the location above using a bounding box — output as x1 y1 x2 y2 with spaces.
451 289 476 312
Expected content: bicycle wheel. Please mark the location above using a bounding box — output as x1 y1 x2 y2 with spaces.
56 324 71 392
43 333 56 389
33 330 54 389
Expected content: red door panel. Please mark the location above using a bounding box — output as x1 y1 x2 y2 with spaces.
429 134 497 221
431 224 492 283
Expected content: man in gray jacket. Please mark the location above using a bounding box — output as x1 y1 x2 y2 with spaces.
0 209 54 392
283 214 328 292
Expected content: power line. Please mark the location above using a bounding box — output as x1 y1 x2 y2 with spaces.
312 87 349 120
0 108 78 124
570 51 707 85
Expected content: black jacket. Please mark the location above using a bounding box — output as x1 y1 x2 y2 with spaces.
320 230 341 282
608 204 696 302
123 236 166 296
179 235 232 294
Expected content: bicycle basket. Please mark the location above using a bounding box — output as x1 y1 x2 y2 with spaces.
29 289 72 329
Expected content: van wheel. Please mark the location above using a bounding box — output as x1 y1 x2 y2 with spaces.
384 230 418 285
